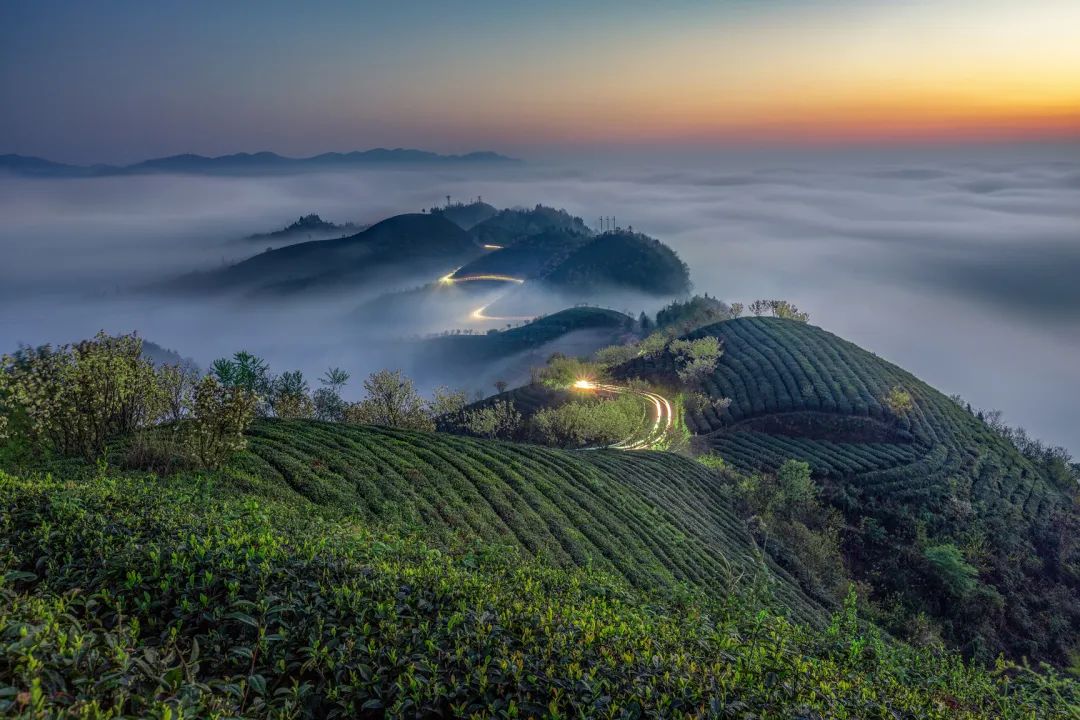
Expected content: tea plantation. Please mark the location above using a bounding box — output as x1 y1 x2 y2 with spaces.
618 317 1080 665
233 420 827 620
3 460 1077 718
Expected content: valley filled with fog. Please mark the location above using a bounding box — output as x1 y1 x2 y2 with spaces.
2 152 1077 452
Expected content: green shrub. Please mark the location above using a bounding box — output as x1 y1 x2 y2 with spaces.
459 399 521 439
0 332 166 460
344 369 434 431
924 543 980 598
186 375 258 469
1 468 1075 719
669 336 723 385
530 394 642 448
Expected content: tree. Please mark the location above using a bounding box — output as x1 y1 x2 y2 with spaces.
655 295 730 335
884 386 914 416
211 351 272 413
321 367 350 391
493 379 509 395
186 375 257 469
461 400 522 439
729 302 744 318
775 459 817 518
313 367 350 422
770 300 810 322
530 395 641 448
428 386 468 418
924 543 979 598
684 390 732 416
271 370 314 419
749 299 771 316
637 332 670 359
638 311 653 332
533 355 600 388
158 363 198 423
669 336 722 385
593 344 638 369
0 332 167 460
345 369 433 431
747 299 809 322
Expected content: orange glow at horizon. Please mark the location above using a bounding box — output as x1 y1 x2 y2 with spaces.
390 0 1080 147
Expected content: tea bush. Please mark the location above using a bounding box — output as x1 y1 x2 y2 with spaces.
617 316 1080 665
2 468 1076 718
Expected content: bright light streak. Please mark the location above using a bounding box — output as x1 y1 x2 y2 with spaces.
438 267 462 285
453 273 524 284
573 379 597 390
482 244 503 250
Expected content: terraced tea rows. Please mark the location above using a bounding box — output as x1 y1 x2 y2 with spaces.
617 316 1078 662
619 317 1065 520
234 419 830 620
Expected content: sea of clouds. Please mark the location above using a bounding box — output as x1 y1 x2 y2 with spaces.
1 149 1077 452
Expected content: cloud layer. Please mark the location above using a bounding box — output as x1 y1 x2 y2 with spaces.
1 151 1077 452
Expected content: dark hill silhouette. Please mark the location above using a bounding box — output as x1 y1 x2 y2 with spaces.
177 213 479 295
244 214 361 244
430 201 498 230
469 205 591 247
542 230 691 296
425 307 631 363
455 228 592 279
0 148 519 177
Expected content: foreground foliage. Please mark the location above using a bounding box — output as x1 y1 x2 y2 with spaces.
0 333 256 470
2 468 1076 719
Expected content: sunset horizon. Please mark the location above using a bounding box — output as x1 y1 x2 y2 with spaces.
4 0 1078 163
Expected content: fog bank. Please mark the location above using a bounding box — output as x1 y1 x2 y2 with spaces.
1 149 1077 452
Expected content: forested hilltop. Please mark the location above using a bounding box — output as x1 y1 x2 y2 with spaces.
1 302 1077 716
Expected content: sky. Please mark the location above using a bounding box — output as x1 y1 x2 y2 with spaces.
2 0 1079 163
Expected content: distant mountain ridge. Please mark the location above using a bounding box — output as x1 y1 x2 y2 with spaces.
244 214 363 244
0 148 521 177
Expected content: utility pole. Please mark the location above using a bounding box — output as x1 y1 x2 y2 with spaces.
446 194 451 207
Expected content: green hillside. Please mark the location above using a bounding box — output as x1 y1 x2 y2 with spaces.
7 461 1073 718
424 307 631 363
618 316 1080 663
231 419 827 619
454 382 574 419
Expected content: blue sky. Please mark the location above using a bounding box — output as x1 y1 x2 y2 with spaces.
3 0 1078 162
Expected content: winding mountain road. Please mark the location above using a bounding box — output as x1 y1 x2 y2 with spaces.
573 381 675 451
437 263 677 450
438 264 532 322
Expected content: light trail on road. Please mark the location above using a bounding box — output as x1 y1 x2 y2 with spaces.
573 381 675 451
451 273 525 284
435 264 529 322
470 302 533 322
